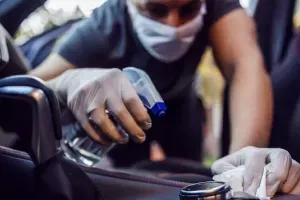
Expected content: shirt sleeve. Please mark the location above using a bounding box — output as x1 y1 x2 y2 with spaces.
206 0 243 26
53 1 118 68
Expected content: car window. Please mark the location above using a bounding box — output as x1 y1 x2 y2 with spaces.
14 0 104 45
294 0 300 28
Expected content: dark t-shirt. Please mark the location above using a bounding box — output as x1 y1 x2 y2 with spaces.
55 0 242 100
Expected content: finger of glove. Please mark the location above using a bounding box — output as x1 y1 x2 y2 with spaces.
107 97 146 143
281 160 300 194
74 111 108 144
90 107 128 144
211 155 237 175
115 122 130 143
265 149 292 196
211 147 251 175
121 77 152 130
244 150 267 196
289 181 300 195
68 91 108 144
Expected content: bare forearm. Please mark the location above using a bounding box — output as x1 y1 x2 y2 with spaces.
28 53 76 81
229 61 273 153
206 8 272 153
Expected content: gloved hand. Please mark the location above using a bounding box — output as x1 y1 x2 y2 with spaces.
47 68 152 144
211 146 300 196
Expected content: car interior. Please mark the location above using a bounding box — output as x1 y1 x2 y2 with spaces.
0 0 300 200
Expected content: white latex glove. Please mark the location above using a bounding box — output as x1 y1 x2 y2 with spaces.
212 147 300 196
47 68 151 144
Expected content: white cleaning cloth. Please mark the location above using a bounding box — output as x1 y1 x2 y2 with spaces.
213 165 271 200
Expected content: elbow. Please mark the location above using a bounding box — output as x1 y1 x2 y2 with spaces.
232 52 268 82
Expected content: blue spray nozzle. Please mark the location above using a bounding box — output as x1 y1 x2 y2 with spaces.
151 102 167 118
123 67 167 117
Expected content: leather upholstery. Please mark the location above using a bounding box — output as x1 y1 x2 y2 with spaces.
0 145 184 200
0 75 62 140
0 145 300 200
0 77 103 200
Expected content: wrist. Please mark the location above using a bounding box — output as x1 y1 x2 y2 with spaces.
46 77 67 108
229 137 269 154
229 143 246 154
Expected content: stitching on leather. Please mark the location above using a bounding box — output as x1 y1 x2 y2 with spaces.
82 167 188 188
0 146 188 188
0 146 30 159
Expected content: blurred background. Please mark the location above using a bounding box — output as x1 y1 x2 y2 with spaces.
9 0 300 166
14 0 256 44
14 0 102 45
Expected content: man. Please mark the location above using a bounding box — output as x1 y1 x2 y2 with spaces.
30 0 273 167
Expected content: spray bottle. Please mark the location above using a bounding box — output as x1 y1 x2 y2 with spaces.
61 67 167 167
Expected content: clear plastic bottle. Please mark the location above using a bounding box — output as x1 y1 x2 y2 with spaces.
61 67 167 167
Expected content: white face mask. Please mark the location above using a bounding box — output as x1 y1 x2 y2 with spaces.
127 0 207 63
